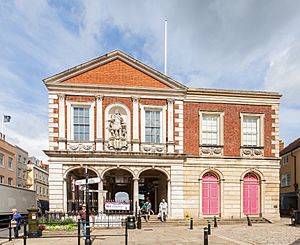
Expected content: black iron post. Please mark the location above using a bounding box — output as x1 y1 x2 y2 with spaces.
204 227 208 245
85 170 91 245
190 218 193 230
137 215 142 229
213 216 218 228
125 218 128 245
247 215 252 226
23 222 27 245
77 220 81 245
8 219 12 241
208 222 211 235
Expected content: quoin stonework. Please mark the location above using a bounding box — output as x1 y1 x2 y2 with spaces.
43 50 281 220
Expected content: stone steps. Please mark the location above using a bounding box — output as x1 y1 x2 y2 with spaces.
140 217 269 227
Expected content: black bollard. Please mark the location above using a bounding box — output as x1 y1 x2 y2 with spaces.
8 220 12 241
23 222 27 245
77 220 81 245
214 216 218 228
137 215 142 229
125 220 128 245
204 227 208 245
208 222 211 235
247 215 252 226
190 218 193 230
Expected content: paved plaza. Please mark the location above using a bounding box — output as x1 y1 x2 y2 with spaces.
1 218 300 245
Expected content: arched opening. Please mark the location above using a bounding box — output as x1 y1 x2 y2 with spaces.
138 169 168 213
102 169 133 211
202 172 219 215
66 168 98 213
243 173 260 215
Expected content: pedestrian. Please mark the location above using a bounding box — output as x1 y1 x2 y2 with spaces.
159 199 168 222
78 204 87 239
141 201 151 222
11 209 21 239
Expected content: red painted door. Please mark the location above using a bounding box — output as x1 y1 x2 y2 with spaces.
243 174 259 215
202 173 219 215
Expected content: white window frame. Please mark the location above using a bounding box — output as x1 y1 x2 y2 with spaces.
240 113 264 147
282 155 289 165
0 153 3 167
281 173 291 187
140 104 167 144
66 101 95 142
8 157 13 170
199 111 224 146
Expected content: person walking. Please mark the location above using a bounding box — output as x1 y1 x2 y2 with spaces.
159 199 168 222
78 204 87 239
11 209 21 239
141 201 151 222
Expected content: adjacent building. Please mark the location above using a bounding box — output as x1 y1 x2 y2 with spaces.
44 50 281 220
280 138 300 214
27 157 49 210
0 137 16 186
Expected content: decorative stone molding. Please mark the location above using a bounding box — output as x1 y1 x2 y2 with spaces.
240 147 264 157
131 96 140 103
58 93 65 101
141 143 166 153
96 94 104 101
67 142 95 151
200 145 223 156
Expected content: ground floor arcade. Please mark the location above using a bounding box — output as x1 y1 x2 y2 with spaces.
47 154 280 220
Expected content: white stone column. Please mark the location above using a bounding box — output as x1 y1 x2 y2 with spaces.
49 163 64 212
133 178 139 213
63 178 67 213
199 179 203 218
58 94 66 150
167 99 174 153
98 180 104 213
167 178 171 217
132 97 140 152
96 95 104 151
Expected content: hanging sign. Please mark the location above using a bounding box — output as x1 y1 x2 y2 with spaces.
105 201 130 211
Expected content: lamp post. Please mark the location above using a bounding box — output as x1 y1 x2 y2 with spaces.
85 167 91 245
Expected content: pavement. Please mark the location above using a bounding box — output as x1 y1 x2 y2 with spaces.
1 218 300 245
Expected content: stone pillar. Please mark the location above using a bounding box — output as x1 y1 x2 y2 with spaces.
96 95 104 151
98 180 104 213
63 178 67 213
133 178 139 213
167 99 174 153
167 178 171 217
58 94 66 150
49 163 64 212
132 97 140 152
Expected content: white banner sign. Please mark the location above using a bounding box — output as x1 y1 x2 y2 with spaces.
105 202 130 211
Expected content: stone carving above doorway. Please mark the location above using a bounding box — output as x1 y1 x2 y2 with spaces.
107 108 128 150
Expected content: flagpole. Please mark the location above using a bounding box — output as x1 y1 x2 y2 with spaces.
1 114 3 136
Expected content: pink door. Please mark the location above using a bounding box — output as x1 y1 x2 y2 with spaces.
243 174 259 215
202 173 219 215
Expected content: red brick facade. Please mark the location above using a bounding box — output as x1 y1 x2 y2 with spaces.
63 59 170 89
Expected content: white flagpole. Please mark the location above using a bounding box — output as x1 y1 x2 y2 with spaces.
1 114 3 136
164 20 168 76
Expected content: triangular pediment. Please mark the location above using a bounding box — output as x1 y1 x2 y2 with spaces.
43 50 187 90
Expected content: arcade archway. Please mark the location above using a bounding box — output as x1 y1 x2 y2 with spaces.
65 168 98 213
138 169 168 213
102 169 133 205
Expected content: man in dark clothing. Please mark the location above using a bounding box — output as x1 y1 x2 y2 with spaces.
78 204 87 238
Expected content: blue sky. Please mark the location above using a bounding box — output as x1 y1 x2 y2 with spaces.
1 0 300 160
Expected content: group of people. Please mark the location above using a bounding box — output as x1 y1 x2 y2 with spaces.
140 198 168 222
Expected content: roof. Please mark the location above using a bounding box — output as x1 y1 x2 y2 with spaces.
280 137 300 156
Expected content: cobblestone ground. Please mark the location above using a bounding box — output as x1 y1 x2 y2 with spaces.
212 218 300 245
2 218 300 245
